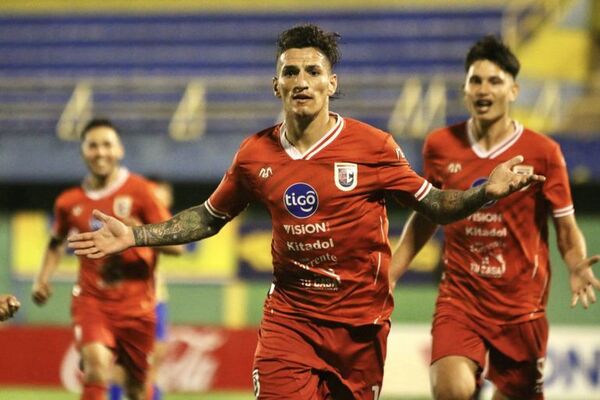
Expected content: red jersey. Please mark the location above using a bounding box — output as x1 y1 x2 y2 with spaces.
208 114 431 325
424 120 573 324
53 168 172 317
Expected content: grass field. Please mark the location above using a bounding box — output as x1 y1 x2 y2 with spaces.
1 388 428 400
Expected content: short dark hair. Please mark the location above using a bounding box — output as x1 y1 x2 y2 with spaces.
276 24 341 70
465 35 520 78
80 118 120 140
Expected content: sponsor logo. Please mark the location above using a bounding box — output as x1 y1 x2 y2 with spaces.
471 177 496 208
287 238 335 251
283 222 328 235
283 183 318 218
334 162 357 191
258 167 272 179
465 227 507 237
467 212 503 223
396 147 405 160
447 162 462 173
299 276 339 290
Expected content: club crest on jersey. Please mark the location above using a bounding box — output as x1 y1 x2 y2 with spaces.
471 177 496 208
334 162 357 192
283 182 319 219
512 164 534 192
113 195 133 218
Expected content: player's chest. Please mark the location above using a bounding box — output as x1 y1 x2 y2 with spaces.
68 193 138 230
244 160 370 212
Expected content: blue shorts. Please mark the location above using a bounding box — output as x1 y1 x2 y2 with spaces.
155 302 168 341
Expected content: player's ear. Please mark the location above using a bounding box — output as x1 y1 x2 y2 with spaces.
508 80 519 102
273 76 281 98
328 74 337 97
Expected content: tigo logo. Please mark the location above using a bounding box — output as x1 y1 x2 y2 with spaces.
284 183 319 219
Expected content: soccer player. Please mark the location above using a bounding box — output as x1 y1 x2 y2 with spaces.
32 118 181 400
0 294 20 321
390 35 600 400
68 25 544 399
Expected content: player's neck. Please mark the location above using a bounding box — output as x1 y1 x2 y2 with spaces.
470 116 515 151
284 110 335 153
84 168 121 190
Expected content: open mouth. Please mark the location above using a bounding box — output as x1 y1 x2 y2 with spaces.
475 99 492 108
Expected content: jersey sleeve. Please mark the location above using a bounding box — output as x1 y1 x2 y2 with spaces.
207 151 253 220
378 135 432 204
51 195 70 239
544 142 574 218
422 135 443 187
138 181 172 224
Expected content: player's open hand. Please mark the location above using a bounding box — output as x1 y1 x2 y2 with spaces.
32 280 52 306
67 209 135 258
485 155 545 200
0 294 20 321
570 254 600 309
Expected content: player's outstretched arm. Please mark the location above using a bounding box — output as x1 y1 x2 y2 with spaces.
554 214 600 309
68 203 226 259
415 155 545 225
0 294 20 321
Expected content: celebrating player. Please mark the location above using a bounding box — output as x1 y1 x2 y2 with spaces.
32 118 182 400
68 25 544 399
390 35 600 400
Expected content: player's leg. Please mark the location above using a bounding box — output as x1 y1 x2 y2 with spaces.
430 313 487 400
430 355 479 400
253 315 334 399
80 342 114 400
325 322 390 400
108 364 126 400
115 317 156 400
72 296 116 400
487 318 548 400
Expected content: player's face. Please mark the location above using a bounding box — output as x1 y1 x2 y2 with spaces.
273 47 337 119
464 59 519 123
80 126 124 178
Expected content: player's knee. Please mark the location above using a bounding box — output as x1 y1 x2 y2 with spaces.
124 380 146 400
432 378 476 400
83 365 110 386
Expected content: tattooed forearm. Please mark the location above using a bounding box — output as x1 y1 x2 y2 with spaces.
132 203 226 246
416 185 490 225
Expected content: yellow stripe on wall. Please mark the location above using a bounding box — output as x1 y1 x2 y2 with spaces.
223 281 247 328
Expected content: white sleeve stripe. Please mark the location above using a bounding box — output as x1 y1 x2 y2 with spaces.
205 200 230 220
553 208 574 218
554 205 574 214
414 181 433 201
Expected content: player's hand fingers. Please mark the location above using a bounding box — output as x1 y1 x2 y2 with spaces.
92 209 111 223
503 155 524 169
586 284 596 304
73 246 100 256
67 232 95 243
525 173 545 183
68 240 97 250
571 292 579 308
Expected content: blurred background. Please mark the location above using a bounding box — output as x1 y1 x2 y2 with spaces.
0 0 598 399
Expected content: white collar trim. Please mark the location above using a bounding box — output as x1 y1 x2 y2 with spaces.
280 113 344 160
83 167 130 200
467 119 524 159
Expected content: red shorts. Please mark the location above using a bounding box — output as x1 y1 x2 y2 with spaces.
253 313 390 400
71 295 156 383
431 303 548 399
